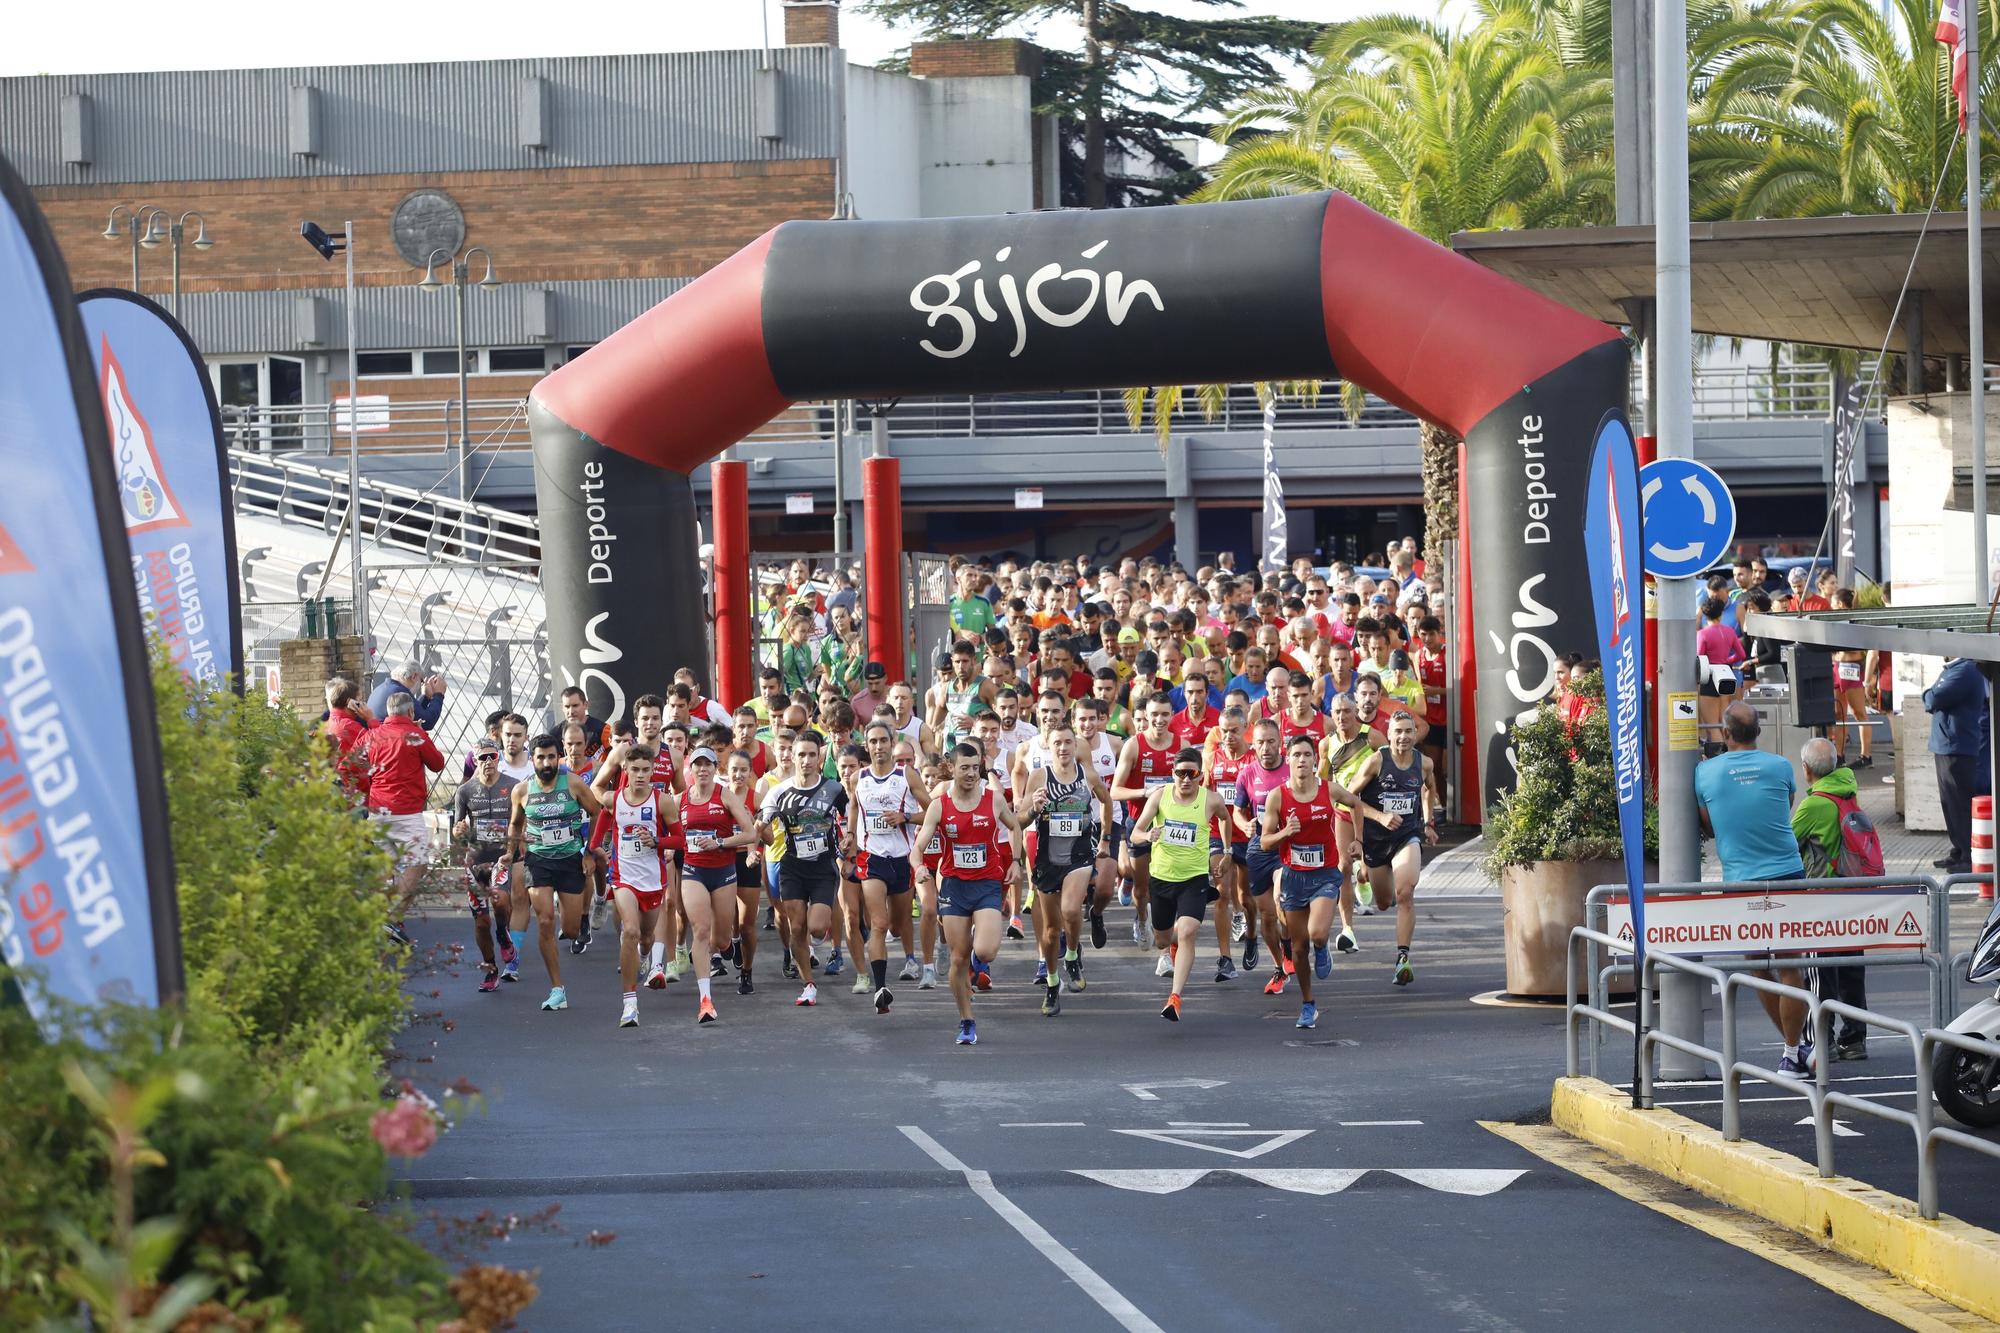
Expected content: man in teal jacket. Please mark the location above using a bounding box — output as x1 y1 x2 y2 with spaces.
1793 736 1867 1061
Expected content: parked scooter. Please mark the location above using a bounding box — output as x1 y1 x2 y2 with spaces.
1935 893 2000 1128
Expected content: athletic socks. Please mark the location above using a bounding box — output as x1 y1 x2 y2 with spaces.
697 976 712 1001
871 958 888 988
650 941 666 969
1065 947 1079 963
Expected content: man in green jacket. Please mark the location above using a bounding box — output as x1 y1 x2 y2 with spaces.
1792 737 1868 1061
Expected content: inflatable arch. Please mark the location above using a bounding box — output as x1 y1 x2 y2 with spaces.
528 190 1628 799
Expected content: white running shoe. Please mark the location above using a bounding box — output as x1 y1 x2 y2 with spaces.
920 963 938 989
619 998 638 1028
1230 912 1248 943
852 972 871 995
1130 917 1147 945
645 963 667 990
796 983 819 1007
591 896 610 932
1153 950 1174 977
899 955 923 982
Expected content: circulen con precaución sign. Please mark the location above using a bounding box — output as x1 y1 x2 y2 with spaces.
1603 887 1930 958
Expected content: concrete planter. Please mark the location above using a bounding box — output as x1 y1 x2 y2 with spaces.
1499 859 1627 1000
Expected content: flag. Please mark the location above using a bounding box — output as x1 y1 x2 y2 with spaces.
1940 0 1969 130
1261 394 1287 572
1584 413 1648 966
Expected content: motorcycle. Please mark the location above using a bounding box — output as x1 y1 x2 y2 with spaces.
1935 893 2000 1128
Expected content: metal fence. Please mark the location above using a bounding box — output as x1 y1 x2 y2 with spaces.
1563 874 2000 1220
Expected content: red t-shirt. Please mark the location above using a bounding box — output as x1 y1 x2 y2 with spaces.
1169 708 1217 751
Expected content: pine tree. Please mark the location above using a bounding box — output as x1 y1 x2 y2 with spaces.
862 0 1323 206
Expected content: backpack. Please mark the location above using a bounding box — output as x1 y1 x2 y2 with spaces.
1805 791 1885 878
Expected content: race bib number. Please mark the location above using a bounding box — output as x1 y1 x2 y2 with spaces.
475 818 507 844
1836 661 1863 685
925 835 942 856
953 844 988 872
1381 793 1416 816
1144 775 1171 788
1162 820 1199 848
1216 783 1237 806
867 812 894 837
1049 814 1083 838
1291 843 1325 868
688 831 719 853
795 833 828 859
535 824 571 849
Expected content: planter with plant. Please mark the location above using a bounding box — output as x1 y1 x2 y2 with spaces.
1482 671 1658 998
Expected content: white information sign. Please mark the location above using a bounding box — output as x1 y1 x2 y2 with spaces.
332 394 390 433
785 492 814 515
1015 487 1044 510
1603 887 1929 957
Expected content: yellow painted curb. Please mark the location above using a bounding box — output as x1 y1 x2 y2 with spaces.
1553 1076 2000 1323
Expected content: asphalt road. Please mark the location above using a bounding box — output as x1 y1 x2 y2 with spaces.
395 897 1912 1332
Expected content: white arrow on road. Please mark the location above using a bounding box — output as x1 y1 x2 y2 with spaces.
1796 1116 1861 1137
1121 1078 1228 1101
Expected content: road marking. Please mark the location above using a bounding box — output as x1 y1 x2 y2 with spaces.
1797 1116 1863 1137
1383 1168 1525 1196
1121 1078 1227 1101
899 1127 1163 1333
1339 1119 1424 1127
1114 1128 1312 1159
1168 1121 1249 1127
1072 1169 1211 1194
1482 1120 1984 1332
1232 1168 1366 1195
1001 1122 1086 1128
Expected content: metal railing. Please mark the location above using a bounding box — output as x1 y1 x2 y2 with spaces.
211 363 1886 459
1563 874 2000 1221
229 448 542 574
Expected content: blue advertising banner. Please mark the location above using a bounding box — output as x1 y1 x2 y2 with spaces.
1584 413 1648 963
0 154 181 1012
79 290 241 692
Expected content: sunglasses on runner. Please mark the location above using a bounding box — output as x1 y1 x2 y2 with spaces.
1173 767 1200 779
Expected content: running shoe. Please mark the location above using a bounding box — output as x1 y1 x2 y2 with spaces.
729 939 743 965
1089 911 1107 950
541 986 568 1012
852 972 871 995
763 906 777 930
1231 912 1248 943
1215 956 1238 983
782 954 800 980
809 942 824 971
1065 956 1085 991
1034 961 1050 986
1335 928 1359 954
1243 937 1260 971
498 939 517 966
698 996 718 1025
591 896 610 932
1006 916 1025 940
899 955 923 982
499 957 520 983
920 963 938 990
1130 916 1146 946
1118 884 1133 907
1263 970 1288 996
385 922 412 947
875 985 895 1014
955 1019 978 1046
1042 982 1061 1017
796 983 818 1007
570 924 591 956
972 962 992 992
1314 942 1332 980
619 997 638 1028
1355 882 1375 910
664 957 683 984
1296 1001 1317 1029
1393 954 1414 987
738 971 755 996
478 965 500 993
825 947 845 977
1282 955 1297 976
675 945 693 974
645 963 667 990
1153 951 1174 978
1160 994 1182 1022
710 953 730 978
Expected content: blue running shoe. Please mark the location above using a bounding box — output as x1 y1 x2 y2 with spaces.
825 947 845 976
1296 1001 1317 1029
1034 961 1050 985
499 957 519 983
955 1019 978 1046
540 986 568 1012
1314 942 1332 980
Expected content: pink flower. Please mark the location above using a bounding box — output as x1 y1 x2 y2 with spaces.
371 1096 438 1158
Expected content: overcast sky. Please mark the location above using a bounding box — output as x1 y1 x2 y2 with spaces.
2 0 1424 77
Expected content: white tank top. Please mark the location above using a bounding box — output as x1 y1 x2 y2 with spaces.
896 715 923 745
612 788 671 894
1020 735 1053 779
1087 733 1119 783
855 766 921 858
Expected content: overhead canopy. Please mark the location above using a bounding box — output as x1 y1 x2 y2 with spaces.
1451 213 2000 358
1743 606 2000 661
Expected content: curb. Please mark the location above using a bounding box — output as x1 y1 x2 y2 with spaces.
1552 1076 2000 1322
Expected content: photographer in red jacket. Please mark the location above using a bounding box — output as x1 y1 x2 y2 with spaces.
364 691 445 944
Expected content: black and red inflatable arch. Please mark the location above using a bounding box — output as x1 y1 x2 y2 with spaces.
528 190 1627 800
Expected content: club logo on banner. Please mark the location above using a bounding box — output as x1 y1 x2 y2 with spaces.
81 290 242 693
1584 413 1648 957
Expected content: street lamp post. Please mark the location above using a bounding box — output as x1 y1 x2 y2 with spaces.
104 206 213 315
418 247 498 503
300 219 367 649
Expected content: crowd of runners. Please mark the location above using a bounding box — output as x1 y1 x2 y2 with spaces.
324 546 1551 1045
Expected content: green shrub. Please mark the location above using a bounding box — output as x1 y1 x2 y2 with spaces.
1483 670 1659 877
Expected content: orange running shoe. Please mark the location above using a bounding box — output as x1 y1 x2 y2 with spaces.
1282 956 1297 976
1263 971 1288 995
1160 993 1182 1022
697 996 718 1024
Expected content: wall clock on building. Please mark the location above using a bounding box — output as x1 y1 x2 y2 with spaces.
391 190 466 268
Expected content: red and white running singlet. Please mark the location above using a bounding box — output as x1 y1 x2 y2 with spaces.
937 788 1003 881
1278 781 1337 873
611 788 674 897
679 784 737 869
1127 733 1176 819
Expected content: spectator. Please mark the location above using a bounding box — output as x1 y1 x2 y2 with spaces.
1696 596 1745 754
1786 565 1810 604
1695 702 1814 1072
1739 591 1784 680
825 568 858 618
368 661 446 731
322 676 372 800
1793 737 1871 1062
1800 568 1837 613
361 690 446 943
1922 655 1991 874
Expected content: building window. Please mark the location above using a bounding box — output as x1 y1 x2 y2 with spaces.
487 346 545 372
564 344 597 365
421 350 461 376
355 351 413 376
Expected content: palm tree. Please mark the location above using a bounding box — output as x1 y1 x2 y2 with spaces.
1131 7 1614 564
1692 0 1995 219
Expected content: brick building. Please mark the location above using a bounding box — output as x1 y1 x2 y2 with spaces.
0 1 1055 451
